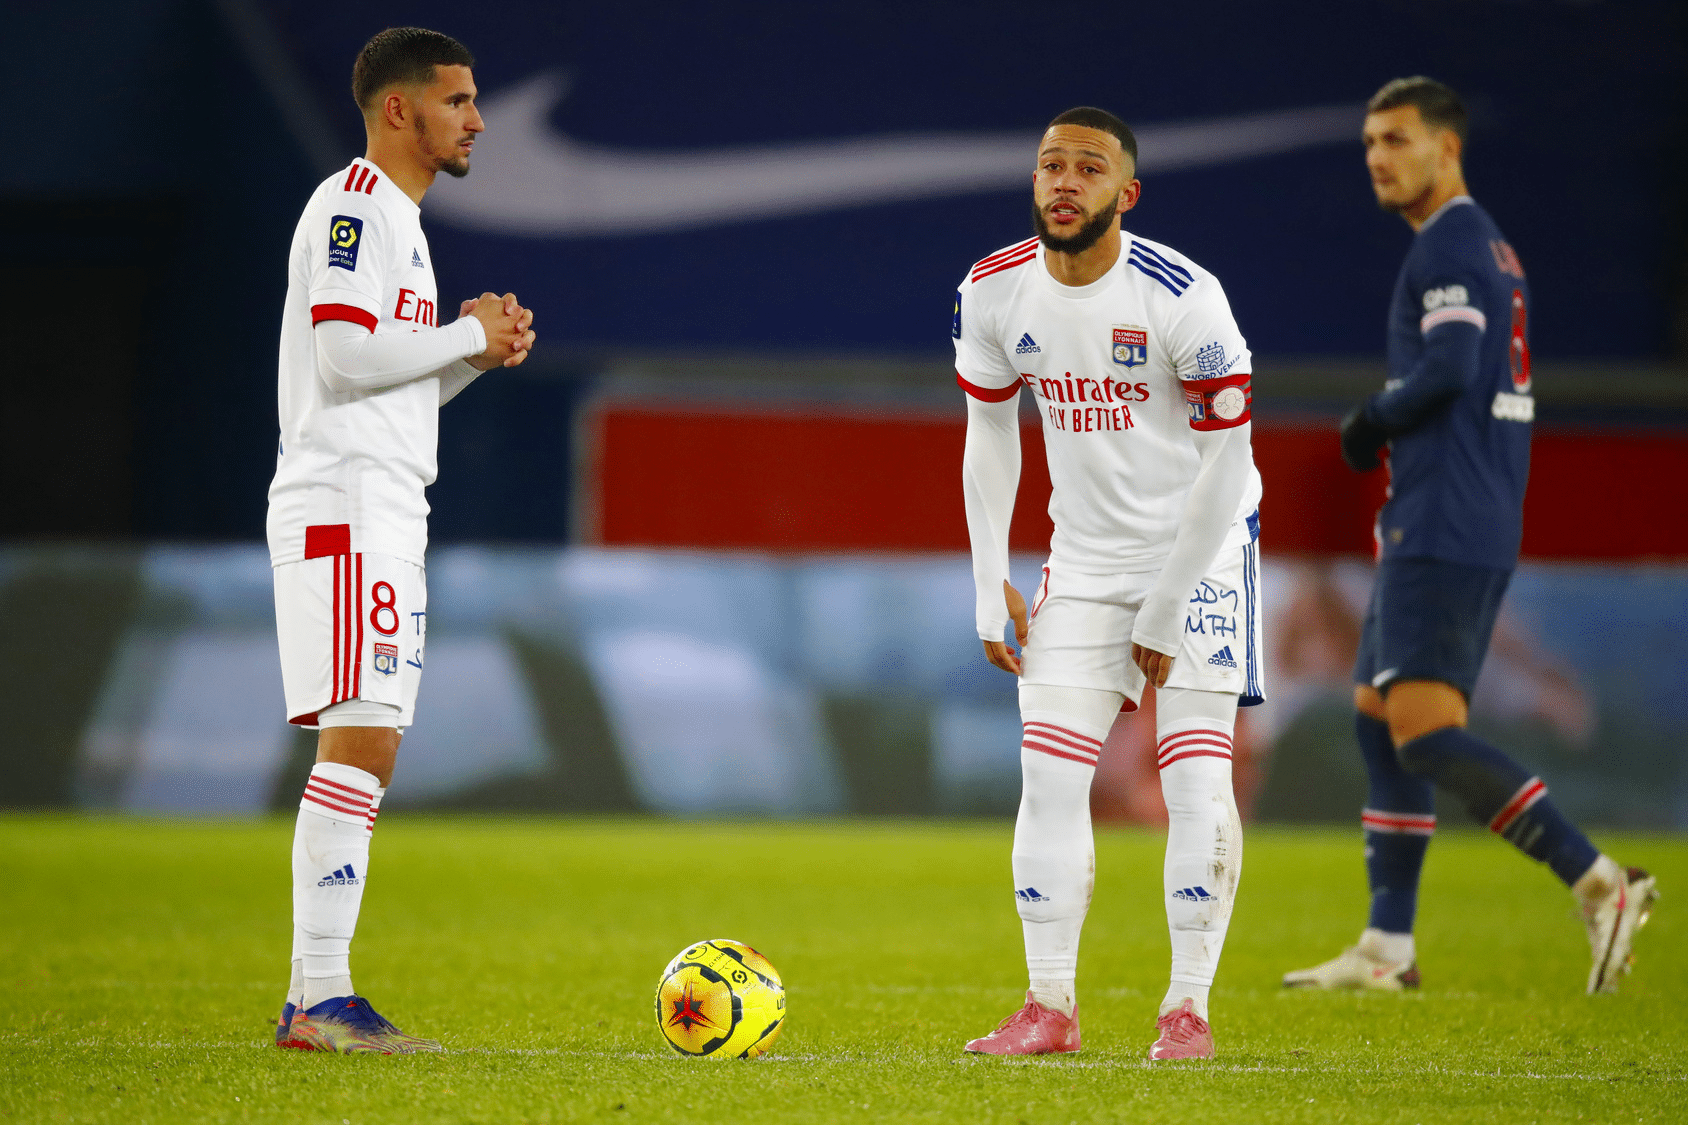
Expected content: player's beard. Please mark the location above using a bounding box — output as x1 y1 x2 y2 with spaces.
417 116 472 179
1032 193 1120 255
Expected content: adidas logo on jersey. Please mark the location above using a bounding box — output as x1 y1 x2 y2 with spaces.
411 249 425 268
1015 886 1051 903
317 864 362 887
1014 333 1041 354
1172 886 1217 902
1207 646 1238 669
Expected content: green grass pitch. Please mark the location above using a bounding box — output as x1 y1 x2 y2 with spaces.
2 816 1683 1123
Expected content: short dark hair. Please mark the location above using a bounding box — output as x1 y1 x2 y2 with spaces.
1367 76 1468 145
1047 106 1138 168
352 27 475 112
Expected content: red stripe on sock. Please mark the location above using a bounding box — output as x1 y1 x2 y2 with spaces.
1489 778 1546 834
1023 741 1099 767
1156 727 1231 748
308 773 375 801
304 781 369 810
1156 748 1233 770
1023 726 1103 756
302 790 369 818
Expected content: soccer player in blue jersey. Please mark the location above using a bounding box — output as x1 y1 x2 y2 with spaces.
1282 77 1657 995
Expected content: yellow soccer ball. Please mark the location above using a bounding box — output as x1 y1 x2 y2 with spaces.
655 938 785 1058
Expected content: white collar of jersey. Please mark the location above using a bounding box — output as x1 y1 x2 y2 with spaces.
1418 194 1474 233
1036 241 1125 299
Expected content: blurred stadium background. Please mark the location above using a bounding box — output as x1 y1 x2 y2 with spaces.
4 0 1685 829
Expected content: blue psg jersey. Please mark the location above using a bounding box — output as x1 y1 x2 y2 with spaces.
1375 197 1534 569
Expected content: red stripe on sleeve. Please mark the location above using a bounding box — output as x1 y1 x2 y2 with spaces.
364 174 379 195
956 372 1022 402
311 304 378 331
342 165 360 192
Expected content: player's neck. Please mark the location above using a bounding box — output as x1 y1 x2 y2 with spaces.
1041 226 1123 288
362 142 436 206
1401 173 1469 232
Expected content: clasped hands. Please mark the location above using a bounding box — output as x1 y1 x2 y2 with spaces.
459 292 537 370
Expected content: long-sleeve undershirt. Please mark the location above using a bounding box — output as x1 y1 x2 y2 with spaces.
314 315 487 401
1130 423 1253 655
1366 320 1483 434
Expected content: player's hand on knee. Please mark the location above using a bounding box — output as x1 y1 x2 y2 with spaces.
1132 641 1175 688
466 292 532 370
1339 406 1389 472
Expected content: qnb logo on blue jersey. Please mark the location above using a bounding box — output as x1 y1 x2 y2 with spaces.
1172 886 1217 903
318 864 362 887
1015 333 1040 354
1015 886 1051 903
1207 646 1238 669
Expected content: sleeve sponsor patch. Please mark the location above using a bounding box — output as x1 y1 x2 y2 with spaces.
1421 284 1469 310
952 290 962 339
1183 372 1251 431
328 215 364 271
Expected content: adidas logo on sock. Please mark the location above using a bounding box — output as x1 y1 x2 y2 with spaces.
411 248 425 268
1207 645 1238 669
1014 333 1041 354
1015 886 1051 903
317 864 362 887
1172 886 1217 902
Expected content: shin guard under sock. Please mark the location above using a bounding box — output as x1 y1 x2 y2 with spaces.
1396 726 1598 886
1156 688 1242 1020
1356 713 1434 934
1013 697 1114 1017
293 762 380 1007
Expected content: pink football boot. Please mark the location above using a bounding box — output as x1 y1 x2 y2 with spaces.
964 992 1081 1055
1148 998 1213 1060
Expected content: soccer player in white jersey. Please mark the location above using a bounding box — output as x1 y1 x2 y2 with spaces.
956 107 1263 1061
267 28 535 1054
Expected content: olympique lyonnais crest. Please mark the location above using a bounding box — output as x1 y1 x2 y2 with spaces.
1112 327 1147 367
373 643 399 677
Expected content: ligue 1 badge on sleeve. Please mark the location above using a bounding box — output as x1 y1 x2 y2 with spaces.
328 214 364 271
1112 326 1148 367
373 643 399 677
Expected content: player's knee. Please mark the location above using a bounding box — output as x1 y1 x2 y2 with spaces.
1384 680 1467 747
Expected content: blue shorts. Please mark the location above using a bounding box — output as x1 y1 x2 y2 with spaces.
1352 557 1512 699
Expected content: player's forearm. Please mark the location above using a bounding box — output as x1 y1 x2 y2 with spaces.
1133 424 1252 654
1366 322 1482 434
314 317 487 395
962 394 1021 641
437 359 482 406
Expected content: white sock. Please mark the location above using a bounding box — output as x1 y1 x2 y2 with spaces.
1572 854 1625 912
1156 688 1242 1022
293 762 380 1009
1359 927 1415 965
1012 685 1121 1019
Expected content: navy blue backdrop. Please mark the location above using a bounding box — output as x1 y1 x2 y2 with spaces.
265 0 1686 356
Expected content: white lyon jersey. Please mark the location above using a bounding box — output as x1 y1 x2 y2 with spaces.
267 157 452 568
953 234 1262 572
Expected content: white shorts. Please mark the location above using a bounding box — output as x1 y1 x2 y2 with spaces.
273 551 427 728
1020 540 1265 710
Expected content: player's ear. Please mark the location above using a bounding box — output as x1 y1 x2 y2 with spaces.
381 89 408 131
1118 179 1141 214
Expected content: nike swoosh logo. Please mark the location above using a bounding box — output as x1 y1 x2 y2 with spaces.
424 72 1362 237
